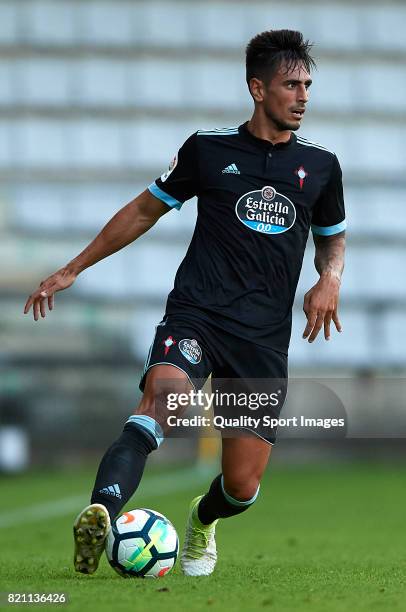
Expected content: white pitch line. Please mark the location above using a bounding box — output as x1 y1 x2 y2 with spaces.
0 466 213 529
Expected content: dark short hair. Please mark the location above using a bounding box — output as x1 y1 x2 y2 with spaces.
246 29 316 89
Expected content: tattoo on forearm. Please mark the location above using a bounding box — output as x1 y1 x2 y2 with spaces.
313 231 346 279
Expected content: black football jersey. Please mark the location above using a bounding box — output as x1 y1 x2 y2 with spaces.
148 122 346 353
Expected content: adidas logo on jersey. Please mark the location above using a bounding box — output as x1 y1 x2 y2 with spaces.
222 163 240 174
99 483 122 499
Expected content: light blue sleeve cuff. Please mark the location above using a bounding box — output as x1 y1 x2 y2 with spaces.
311 219 347 236
148 182 183 210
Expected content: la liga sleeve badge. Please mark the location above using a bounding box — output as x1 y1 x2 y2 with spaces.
160 154 178 182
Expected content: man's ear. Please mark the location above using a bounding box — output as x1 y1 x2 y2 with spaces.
248 77 265 103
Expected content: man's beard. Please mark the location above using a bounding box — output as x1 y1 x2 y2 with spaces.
264 108 300 132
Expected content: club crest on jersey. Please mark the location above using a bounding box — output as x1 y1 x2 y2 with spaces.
235 186 296 235
178 339 202 365
295 166 308 189
163 336 176 356
160 154 178 183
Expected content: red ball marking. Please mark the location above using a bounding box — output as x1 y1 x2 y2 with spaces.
122 512 135 524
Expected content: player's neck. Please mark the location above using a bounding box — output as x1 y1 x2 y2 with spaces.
246 115 291 146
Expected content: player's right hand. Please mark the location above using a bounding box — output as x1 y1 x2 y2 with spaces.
23 267 77 321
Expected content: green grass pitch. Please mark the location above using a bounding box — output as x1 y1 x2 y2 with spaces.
1 462 406 611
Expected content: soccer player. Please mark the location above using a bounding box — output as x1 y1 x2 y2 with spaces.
24 30 346 577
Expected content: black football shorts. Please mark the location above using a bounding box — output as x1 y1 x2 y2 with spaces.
139 313 288 443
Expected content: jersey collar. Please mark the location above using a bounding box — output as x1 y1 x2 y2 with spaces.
239 121 296 150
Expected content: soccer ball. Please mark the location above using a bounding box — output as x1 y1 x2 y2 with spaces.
105 508 178 578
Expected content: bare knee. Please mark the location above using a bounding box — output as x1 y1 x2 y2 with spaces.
132 364 193 431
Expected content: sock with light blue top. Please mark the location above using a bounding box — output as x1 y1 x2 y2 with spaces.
90 415 163 520
197 473 260 525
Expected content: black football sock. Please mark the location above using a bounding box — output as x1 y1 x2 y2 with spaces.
90 416 163 521
197 473 260 525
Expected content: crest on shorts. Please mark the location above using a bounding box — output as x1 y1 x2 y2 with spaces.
178 339 202 364
163 336 176 356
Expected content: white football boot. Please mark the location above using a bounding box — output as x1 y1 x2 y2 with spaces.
73 503 111 574
181 495 218 576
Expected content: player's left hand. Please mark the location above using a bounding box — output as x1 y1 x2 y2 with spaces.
302 273 342 342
